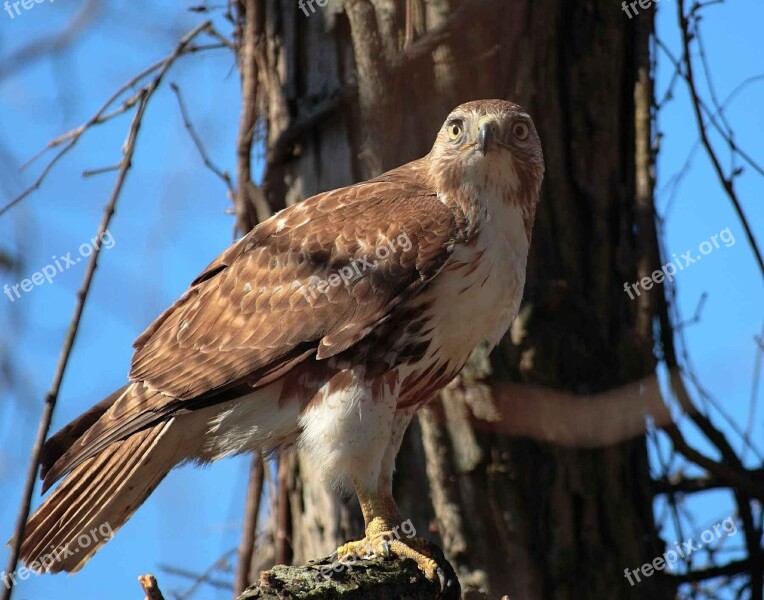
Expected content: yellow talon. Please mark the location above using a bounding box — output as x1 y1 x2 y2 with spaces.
335 533 441 582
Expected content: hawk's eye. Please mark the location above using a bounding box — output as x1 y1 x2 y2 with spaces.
512 121 530 140
447 120 464 141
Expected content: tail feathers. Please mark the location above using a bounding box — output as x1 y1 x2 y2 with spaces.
16 419 180 573
39 385 127 487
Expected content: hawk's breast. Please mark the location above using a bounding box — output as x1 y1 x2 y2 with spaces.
396 200 530 408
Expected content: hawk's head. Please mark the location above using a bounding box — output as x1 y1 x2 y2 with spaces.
427 99 544 209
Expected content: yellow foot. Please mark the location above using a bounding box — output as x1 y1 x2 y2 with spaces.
336 534 440 582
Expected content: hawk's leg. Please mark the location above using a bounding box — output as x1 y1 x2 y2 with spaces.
335 411 443 583
336 483 442 581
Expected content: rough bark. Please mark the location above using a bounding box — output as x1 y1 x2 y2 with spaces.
246 1 673 598
237 550 460 600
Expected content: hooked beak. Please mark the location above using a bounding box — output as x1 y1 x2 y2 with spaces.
478 117 495 155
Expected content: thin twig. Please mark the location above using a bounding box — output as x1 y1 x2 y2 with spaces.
83 163 123 178
170 82 236 200
657 68 764 219
1 21 222 600
667 558 752 584
235 453 265 596
742 322 764 462
670 369 764 491
662 423 764 502
656 215 764 461
158 564 233 592
676 0 764 276
275 454 291 566
0 20 217 219
655 37 764 180
653 469 764 495
175 549 236 599
200 23 237 51
655 194 764 598
675 292 707 329
1 91 150 600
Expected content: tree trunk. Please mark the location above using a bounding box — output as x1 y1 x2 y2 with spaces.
249 1 673 597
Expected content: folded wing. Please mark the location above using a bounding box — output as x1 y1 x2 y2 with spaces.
44 163 469 488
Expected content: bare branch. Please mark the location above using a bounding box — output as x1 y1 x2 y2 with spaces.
0 21 219 218
662 423 764 502
653 469 764 495
170 82 236 200
676 0 764 276
198 22 237 52
667 558 753 584
166 549 236 599
158 564 233 592
1 89 151 600
654 38 764 180
82 163 123 178
275 453 292 566
235 453 264 596
390 0 490 70
233 0 268 235
266 87 353 168
742 322 764 462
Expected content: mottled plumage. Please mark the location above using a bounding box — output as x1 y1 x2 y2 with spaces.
18 100 544 579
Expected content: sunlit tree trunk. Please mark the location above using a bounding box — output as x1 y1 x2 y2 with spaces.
242 1 673 597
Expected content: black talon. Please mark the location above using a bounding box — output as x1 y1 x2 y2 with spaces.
422 540 461 599
437 567 446 590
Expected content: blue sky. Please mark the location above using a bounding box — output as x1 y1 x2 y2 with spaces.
649 2 763 594
0 2 761 599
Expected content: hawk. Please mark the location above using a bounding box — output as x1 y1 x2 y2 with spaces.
17 99 544 584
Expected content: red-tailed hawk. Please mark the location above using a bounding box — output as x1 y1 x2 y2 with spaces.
17 99 544 585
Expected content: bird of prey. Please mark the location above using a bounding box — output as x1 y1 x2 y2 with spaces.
17 99 544 583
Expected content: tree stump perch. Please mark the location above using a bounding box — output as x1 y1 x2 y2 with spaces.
237 547 461 600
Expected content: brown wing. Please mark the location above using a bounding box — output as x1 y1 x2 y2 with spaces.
130 164 465 397
58 162 467 474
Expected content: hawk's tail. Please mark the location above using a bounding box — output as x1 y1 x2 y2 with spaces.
15 419 181 573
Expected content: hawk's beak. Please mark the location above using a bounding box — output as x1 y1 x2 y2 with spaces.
478 117 495 155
